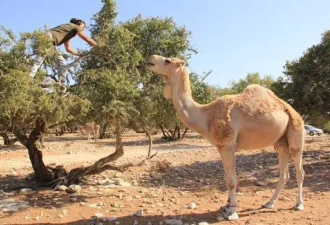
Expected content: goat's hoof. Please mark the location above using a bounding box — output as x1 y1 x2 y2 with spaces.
293 203 304 211
262 202 274 209
222 211 239 221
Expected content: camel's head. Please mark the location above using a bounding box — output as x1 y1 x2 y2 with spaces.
147 55 190 99
147 55 186 78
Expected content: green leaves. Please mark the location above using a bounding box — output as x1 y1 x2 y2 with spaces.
273 30 330 122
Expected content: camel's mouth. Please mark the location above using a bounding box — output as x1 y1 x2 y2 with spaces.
146 61 155 67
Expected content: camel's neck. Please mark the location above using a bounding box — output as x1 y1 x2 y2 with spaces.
170 68 208 135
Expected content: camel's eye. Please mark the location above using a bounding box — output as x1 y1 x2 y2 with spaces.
165 59 171 65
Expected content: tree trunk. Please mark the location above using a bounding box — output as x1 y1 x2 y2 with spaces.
13 117 56 181
0 132 18 146
143 126 153 158
100 123 108 139
12 117 126 187
180 128 189 140
177 126 181 139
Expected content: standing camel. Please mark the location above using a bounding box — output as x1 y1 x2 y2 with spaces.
80 122 100 142
147 55 305 220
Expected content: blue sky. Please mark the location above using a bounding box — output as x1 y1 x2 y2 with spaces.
1 0 330 87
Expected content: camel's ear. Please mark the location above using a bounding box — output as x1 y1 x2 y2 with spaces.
176 61 186 67
163 84 172 99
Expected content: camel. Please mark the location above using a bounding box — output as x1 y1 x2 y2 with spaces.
80 122 100 142
147 55 305 221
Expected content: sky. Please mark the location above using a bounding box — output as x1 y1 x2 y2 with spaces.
1 0 330 87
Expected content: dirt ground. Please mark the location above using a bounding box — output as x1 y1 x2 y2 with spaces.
0 132 329 225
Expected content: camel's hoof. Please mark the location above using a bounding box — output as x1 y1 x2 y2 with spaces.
262 202 275 209
222 211 239 221
293 203 304 211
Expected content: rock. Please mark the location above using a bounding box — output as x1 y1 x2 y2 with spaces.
118 181 131 187
147 222 152 225
111 202 120 208
188 202 196 209
67 185 82 193
133 220 139 225
57 185 68 191
216 215 225 222
124 196 133 201
151 172 163 180
115 221 120 225
20 188 33 193
114 173 122 178
136 208 144 217
95 212 103 218
255 181 266 186
0 198 30 212
107 216 117 221
199 222 209 225
164 219 183 225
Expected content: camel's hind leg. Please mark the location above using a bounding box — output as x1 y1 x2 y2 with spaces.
263 137 290 209
287 124 305 210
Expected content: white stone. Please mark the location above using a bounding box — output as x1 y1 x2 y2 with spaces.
199 222 209 225
136 208 144 217
57 185 68 191
107 216 117 221
95 212 103 218
20 188 33 193
133 220 139 225
67 185 82 193
188 202 196 209
164 219 183 225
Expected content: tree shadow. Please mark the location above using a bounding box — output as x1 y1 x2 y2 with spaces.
6 207 293 225
0 144 24 152
138 149 330 193
0 176 91 219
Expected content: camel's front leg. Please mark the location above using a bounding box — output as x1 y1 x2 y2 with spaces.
219 147 239 221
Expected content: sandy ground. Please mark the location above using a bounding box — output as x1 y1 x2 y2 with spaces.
0 132 329 225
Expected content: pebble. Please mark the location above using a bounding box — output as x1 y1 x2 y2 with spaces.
107 216 117 221
95 212 103 218
136 208 144 217
188 202 196 209
164 219 183 225
67 185 82 193
57 185 68 191
20 188 33 193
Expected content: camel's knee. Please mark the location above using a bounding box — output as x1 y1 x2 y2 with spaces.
281 171 290 183
226 176 238 190
296 169 304 181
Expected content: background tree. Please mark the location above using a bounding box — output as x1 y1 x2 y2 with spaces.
272 31 330 127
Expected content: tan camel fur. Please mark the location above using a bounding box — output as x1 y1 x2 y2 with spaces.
80 122 100 142
147 55 305 221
